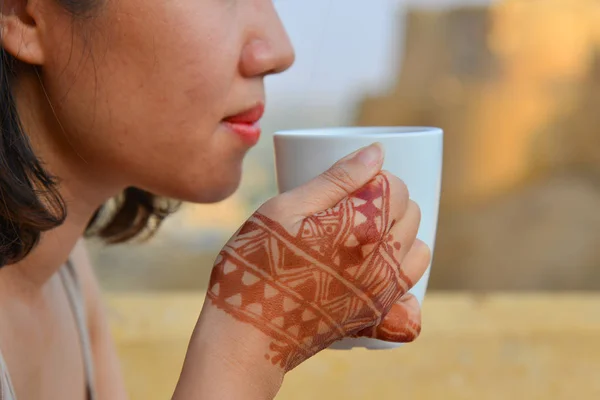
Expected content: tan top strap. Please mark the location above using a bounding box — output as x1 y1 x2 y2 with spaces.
0 347 17 400
59 260 96 400
0 261 95 399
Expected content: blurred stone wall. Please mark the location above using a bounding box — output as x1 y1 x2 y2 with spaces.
356 0 600 290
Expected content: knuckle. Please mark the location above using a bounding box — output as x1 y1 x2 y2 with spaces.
419 242 432 266
381 172 410 220
318 187 345 208
321 166 359 193
258 195 290 219
409 245 432 275
382 171 409 199
405 299 423 342
407 239 431 262
405 323 422 342
408 200 422 224
287 185 335 214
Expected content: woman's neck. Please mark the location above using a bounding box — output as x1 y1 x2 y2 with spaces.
3 215 87 289
1 70 120 291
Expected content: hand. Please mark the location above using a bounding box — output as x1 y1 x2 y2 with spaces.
206 143 430 372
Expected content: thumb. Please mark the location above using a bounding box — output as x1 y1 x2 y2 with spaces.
286 142 385 216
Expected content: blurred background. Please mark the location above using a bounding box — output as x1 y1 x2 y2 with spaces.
88 0 600 293
92 0 600 398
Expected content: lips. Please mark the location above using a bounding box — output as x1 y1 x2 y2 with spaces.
223 103 265 124
222 103 264 146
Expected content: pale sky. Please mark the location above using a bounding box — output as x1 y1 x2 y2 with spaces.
265 0 494 127
406 0 493 6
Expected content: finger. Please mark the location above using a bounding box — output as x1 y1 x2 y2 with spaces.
285 143 385 216
388 199 421 257
354 294 422 342
322 172 408 252
391 237 431 295
378 171 410 224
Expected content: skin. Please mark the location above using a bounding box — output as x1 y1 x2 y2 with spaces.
208 174 421 371
0 0 431 399
173 149 431 399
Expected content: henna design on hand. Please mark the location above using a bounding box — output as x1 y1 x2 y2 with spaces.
207 175 415 371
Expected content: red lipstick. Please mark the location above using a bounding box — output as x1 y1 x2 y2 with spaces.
222 103 264 146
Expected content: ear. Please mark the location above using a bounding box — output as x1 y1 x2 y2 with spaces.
1 0 45 65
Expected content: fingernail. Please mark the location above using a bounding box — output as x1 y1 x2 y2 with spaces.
356 143 384 167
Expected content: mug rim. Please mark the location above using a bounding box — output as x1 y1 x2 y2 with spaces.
273 126 443 138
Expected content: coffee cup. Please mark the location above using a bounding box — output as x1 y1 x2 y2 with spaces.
273 126 443 349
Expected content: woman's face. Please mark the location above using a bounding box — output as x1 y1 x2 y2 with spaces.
37 0 295 203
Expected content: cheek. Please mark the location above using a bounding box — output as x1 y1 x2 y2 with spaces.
108 17 238 148
96 27 234 142
98 0 239 122
43 3 244 196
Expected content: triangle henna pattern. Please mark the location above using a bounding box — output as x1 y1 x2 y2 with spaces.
207 174 415 371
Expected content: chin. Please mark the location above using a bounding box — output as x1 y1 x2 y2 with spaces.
166 171 243 204
138 147 248 204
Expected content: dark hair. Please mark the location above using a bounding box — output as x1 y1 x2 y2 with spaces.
0 0 179 267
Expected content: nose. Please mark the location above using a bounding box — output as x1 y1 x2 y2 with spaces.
239 4 296 77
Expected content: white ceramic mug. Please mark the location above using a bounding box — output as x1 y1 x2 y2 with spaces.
273 126 443 350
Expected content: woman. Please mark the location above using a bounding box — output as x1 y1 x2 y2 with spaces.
0 0 431 399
